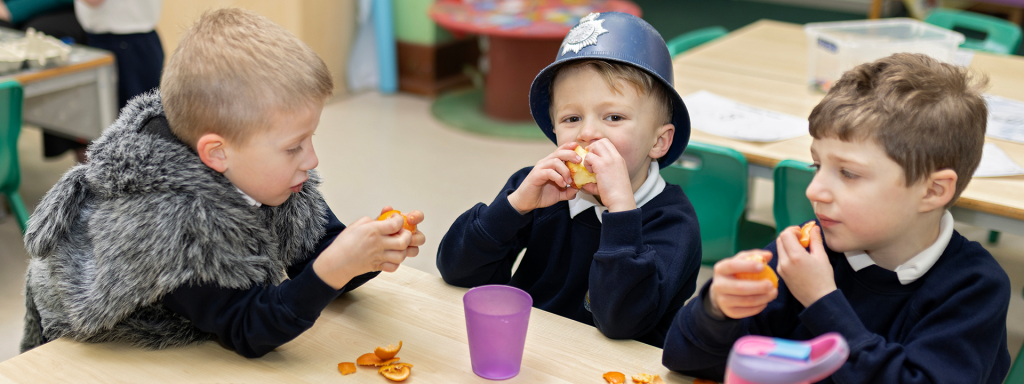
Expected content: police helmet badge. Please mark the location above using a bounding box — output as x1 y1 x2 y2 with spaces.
561 13 608 56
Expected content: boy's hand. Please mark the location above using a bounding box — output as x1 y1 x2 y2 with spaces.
313 208 423 290
579 139 635 212
709 250 779 319
508 142 581 214
776 225 835 307
378 205 426 260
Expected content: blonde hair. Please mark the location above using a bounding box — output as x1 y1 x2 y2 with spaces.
550 59 672 125
809 53 988 208
161 8 333 148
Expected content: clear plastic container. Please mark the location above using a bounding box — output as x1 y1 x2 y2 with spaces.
804 18 964 92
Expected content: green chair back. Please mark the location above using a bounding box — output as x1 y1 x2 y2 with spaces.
925 9 1022 55
0 80 27 233
662 142 749 266
773 159 816 232
667 26 728 57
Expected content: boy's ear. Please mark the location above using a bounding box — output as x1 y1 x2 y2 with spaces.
196 133 229 173
649 123 675 160
919 169 958 212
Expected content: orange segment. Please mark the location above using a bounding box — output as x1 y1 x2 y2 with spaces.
337 362 356 375
377 210 417 232
734 253 779 288
799 221 816 248
379 365 411 382
356 352 383 366
374 340 403 361
603 371 626 384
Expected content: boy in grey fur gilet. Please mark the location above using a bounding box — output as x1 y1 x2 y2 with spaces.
21 9 425 355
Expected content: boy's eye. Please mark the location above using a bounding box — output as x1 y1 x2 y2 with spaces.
840 169 857 179
287 146 302 154
563 116 581 123
809 163 821 173
605 115 624 122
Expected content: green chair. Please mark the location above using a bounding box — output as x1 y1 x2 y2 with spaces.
662 141 775 266
1008 287 1024 384
667 26 728 57
925 9 1023 55
773 159 817 232
0 80 27 233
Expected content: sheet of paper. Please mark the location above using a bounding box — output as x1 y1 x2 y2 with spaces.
985 94 1024 144
682 90 809 142
953 49 974 67
974 143 1024 178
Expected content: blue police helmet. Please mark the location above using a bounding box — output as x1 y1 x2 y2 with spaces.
529 12 690 168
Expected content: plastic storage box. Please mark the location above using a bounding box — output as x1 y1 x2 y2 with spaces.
804 18 964 92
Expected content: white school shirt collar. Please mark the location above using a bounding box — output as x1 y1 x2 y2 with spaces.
843 210 953 285
235 187 262 207
568 160 665 223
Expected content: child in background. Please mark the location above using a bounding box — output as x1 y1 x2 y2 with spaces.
21 8 425 358
437 12 701 347
663 53 1011 383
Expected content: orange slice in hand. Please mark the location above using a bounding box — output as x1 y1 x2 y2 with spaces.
603 371 626 384
734 253 779 288
799 221 817 248
356 352 383 366
377 210 417 232
337 362 357 375
379 364 412 382
374 340 403 361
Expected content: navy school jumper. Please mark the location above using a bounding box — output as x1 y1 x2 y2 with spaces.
437 166 702 347
663 228 1011 383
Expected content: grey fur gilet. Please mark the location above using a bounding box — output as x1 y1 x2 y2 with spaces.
20 91 328 352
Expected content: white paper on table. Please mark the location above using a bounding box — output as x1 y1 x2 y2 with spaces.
953 49 975 67
974 143 1024 177
984 94 1024 144
682 90 809 142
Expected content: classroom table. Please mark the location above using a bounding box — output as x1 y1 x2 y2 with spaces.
671 19 1024 237
0 266 694 383
0 28 118 142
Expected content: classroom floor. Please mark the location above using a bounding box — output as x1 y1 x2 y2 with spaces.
1 91 1022 367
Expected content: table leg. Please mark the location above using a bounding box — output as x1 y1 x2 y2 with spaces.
485 36 562 122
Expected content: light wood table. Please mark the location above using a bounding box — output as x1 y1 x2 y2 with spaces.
0 27 118 142
672 19 1024 237
0 266 694 383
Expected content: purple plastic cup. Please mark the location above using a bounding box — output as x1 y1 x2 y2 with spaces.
463 285 533 380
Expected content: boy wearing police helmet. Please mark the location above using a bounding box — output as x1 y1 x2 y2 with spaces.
438 12 699 347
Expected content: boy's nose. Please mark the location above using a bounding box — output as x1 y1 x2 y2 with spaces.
805 173 831 204
303 146 319 171
576 119 602 144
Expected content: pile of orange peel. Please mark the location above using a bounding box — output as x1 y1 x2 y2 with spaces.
602 371 668 384
338 341 412 381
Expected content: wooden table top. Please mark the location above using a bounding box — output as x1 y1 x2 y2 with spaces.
0 266 694 383
672 19 1024 222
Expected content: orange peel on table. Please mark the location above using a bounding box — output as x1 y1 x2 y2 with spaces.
603 371 627 384
337 362 357 375
374 340 403 361
734 252 779 288
566 146 597 189
631 373 665 383
377 210 417 232
356 352 384 366
692 379 719 384
799 221 817 248
378 362 412 382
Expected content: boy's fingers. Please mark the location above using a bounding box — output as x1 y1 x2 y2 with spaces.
350 216 374 227
809 226 825 255
409 230 426 247
382 250 408 266
374 216 405 235
778 229 806 257
716 279 775 295
714 252 769 275
379 206 394 216
405 246 419 257
379 262 400 273
404 210 424 225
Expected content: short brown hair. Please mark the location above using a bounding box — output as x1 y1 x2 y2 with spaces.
161 8 333 148
808 53 988 208
550 60 672 125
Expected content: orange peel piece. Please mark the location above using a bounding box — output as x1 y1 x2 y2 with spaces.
693 379 719 384
379 364 411 382
799 221 816 248
337 362 357 375
734 252 779 288
632 373 655 383
356 352 383 366
378 362 414 373
377 210 416 232
374 340 403 361
603 371 627 384
376 357 400 367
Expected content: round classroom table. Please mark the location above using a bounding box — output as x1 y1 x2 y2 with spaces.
430 0 641 122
